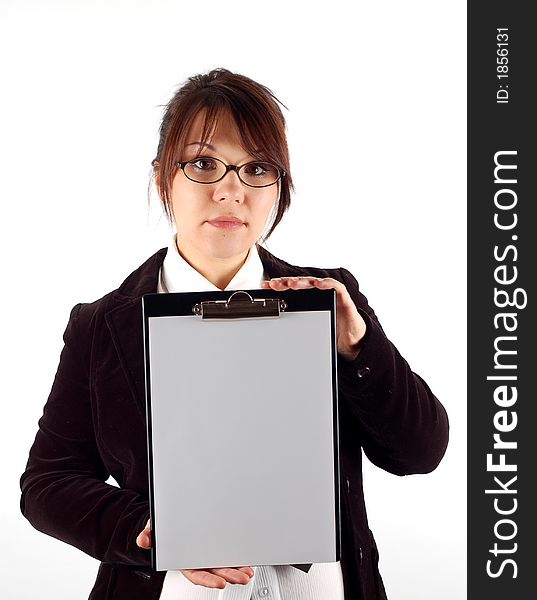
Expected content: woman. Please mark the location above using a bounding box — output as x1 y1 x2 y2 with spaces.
20 68 449 600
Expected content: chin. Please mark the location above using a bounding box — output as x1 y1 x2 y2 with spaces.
204 239 252 260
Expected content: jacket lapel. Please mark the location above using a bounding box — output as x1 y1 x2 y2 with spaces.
104 249 167 419
105 298 148 420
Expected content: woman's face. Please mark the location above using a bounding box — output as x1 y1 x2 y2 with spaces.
169 110 278 263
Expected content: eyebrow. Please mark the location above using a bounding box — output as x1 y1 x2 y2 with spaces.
185 142 216 150
184 142 259 164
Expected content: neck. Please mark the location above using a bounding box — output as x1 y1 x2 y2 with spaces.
175 238 250 290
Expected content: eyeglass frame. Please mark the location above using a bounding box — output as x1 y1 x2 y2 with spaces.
176 156 285 188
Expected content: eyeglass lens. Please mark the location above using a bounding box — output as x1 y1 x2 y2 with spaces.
183 158 280 187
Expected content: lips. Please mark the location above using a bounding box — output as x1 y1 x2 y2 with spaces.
207 216 245 229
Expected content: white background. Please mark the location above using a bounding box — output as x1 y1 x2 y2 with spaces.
1 1 466 598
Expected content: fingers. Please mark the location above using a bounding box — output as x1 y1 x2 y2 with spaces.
180 566 254 588
261 276 339 291
210 567 253 584
181 569 227 589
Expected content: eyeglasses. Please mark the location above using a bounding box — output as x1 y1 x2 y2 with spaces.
176 157 284 188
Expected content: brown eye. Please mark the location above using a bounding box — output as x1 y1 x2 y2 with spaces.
189 158 218 172
243 162 272 177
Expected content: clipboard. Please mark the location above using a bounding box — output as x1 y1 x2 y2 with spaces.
142 288 341 572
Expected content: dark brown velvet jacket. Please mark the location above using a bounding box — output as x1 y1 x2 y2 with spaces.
20 245 449 600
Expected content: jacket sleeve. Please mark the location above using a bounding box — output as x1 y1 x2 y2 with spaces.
20 303 151 566
337 267 449 475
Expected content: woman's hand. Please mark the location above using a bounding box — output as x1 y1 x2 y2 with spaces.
261 276 366 361
136 519 254 588
136 518 152 549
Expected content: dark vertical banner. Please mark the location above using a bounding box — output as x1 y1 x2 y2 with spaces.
468 2 535 597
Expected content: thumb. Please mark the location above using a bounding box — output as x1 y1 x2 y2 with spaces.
136 518 152 549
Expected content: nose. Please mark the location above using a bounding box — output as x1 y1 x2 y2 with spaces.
212 169 245 203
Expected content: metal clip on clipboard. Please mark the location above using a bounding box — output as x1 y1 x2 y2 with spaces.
192 290 287 320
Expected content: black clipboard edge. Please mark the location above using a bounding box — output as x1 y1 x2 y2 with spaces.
142 299 158 571
330 289 342 563
142 288 341 570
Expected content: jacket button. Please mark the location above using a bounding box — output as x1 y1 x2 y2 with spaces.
356 366 370 379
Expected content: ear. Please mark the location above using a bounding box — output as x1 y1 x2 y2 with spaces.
152 160 162 196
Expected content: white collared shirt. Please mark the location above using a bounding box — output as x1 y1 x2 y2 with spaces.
157 235 345 600
157 236 265 294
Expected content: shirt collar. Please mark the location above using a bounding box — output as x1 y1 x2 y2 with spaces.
158 235 266 293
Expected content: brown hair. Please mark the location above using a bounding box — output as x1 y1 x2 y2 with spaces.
151 68 293 240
